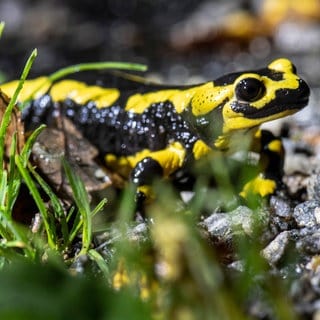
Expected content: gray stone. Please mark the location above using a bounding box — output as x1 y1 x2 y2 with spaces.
296 231 320 255
293 200 320 228
270 196 292 218
307 173 320 201
261 231 290 265
201 213 233 242
201 206 264 241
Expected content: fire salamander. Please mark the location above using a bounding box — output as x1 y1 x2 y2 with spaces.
0 58 310 206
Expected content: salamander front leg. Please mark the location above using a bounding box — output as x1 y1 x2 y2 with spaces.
241 130 285 198
131 157 164 208
130 141 186 211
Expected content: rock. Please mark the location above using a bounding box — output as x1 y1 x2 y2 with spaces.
229 206 257 235
201 213 233 242
201 206 265 242
307 173 320 202
296 232 320 255
293 200 320 228
261 231 290 265
270 196 292 218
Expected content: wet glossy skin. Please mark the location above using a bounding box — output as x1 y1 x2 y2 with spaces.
0 58 310 199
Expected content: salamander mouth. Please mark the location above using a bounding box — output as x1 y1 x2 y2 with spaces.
231 97 309 119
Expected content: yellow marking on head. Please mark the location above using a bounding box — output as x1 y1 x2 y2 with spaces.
191 83 233 116
222 58 302 132
125 83 211 114
50 80 120 108
1 77 51 101
268 58 295 73
192 140 212 160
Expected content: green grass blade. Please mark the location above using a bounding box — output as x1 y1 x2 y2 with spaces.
66 206 81 244
88 249 110 277
48 61 147 83
20 124 46 167
62 160 91 254
62 160 106 254
15 155 56 249
91 198 107 218
6 133 21 213
0 49 37 166
0 171 26 244
0 170 7 209
28 164 69 246
0 22 4 38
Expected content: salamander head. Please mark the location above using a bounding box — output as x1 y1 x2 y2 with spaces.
191 58 310 133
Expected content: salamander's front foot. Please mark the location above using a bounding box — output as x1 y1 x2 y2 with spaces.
135 185 155 210
240 174 277 199
240 129 285 200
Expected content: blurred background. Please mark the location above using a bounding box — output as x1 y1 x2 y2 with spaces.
0 0 319 88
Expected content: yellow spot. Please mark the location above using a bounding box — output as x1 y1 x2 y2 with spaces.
112 262 130 291
268 58 294 73
151 214 189 281
108 142 186 179
50 80 86 101
1 77 51 101
105 153 117 163
105 153 131 177
268 139 283 153
125 82 217 114
240 175 276 198
50 80 120 108
191 83 232 116
139 275 152 301
214 134 230 150
192 140 212 160
254 129 262 139
150 142 186 177
137 185 155 203
94 91 120 108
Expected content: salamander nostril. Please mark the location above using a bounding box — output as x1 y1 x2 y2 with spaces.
298 79 310 100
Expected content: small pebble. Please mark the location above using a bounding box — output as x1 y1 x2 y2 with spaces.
202 213 233 242
293 200 320 228
296 232 320 255
270 196 292 218
307 172 320 202
261 231 290 265
202 206 260 242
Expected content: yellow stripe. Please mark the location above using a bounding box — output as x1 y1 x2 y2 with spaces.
192 140 211 160
105 142 186 178
125 83 214 114
1 77 51 101
49 80 120 108
1 78 120 108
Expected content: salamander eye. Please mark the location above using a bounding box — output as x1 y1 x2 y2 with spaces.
235 78 265 102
